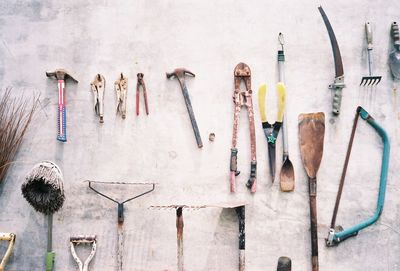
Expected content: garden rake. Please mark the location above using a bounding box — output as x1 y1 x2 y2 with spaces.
70 235 97 271
87 181 155 271
0 233 16 271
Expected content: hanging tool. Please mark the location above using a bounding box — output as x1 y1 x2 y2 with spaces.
150 202 246 271
115 73 128 119
258 83 286 183
0 232 16 271
21 161 65 271
91 74 105 123
298 112 325 271
318 6 345 116
389 22 400 80
277 33 295 192
0 88 37 184
150 205 204 271
87 181 155 271
70 235 97 271
166 68 203 148
46 69 78 141
326 106 390 247
230 63 257 193
277 256 291 271
136 73 149 116
360 22 382 86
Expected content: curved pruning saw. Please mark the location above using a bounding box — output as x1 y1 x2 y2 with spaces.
326 106 390 246
318 6 345 116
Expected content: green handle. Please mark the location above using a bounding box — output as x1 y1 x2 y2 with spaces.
46 252 55 271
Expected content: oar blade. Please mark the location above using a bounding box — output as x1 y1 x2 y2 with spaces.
298 112 325 178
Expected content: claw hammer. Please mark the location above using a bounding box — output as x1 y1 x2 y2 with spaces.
46 69 78 142
167 68 203 148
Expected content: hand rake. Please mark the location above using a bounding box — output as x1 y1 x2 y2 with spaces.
360 22 382 87
87 181 155 271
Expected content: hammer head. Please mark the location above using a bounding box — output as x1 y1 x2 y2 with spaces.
166 68 195 83
46 69 78 83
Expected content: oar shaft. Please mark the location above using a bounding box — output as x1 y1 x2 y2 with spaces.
309 177 319 271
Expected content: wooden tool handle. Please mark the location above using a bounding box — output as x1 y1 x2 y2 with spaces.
309 177 319 271
365 22 373 49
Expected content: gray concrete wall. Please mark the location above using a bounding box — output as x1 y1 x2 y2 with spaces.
0 0 399 270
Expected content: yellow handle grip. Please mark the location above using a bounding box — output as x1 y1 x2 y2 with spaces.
258 84 267 122
276 83 286 122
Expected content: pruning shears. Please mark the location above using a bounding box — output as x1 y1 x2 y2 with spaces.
258 83 286 182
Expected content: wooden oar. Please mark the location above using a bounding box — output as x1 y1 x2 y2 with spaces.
298 112 325 271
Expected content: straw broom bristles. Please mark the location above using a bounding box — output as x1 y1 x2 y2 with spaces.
0 88 38 184
21 161 65 214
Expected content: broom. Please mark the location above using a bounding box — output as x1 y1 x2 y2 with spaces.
21 161 65 271
0 88 38 184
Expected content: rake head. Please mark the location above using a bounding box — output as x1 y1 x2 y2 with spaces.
359 76 381 86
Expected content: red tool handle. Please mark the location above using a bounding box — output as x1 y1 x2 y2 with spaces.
57 80 67 142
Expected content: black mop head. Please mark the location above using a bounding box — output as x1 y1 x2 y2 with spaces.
21 161 65 215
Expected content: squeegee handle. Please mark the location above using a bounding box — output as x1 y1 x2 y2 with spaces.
57 80 67 142
46 251 55 271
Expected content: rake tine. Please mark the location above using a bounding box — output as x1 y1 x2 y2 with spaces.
375 77 382 85
367 78 373 86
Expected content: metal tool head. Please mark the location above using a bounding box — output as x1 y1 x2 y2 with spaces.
91 74 106 123
137 73 144 81
234 62 251 78
46 69 78 82
359 76 382 86
0 233 16 270
114 73 128 119
166 68 195 86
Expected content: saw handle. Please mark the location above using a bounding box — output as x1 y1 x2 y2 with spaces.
365 22 373 49
391 22 400 50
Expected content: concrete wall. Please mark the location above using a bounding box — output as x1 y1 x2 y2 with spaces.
0 0 399 270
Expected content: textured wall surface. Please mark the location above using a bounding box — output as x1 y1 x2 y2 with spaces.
0 0 399 270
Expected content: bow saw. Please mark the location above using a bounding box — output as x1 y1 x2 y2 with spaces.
326 106 390 246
